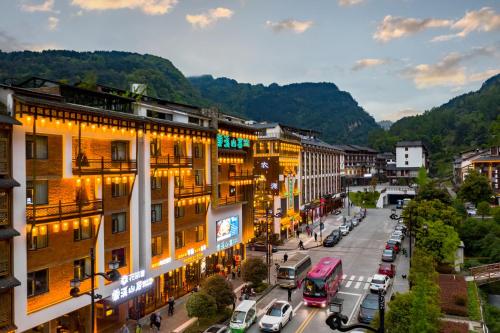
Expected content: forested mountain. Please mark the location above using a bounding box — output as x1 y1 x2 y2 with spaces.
189 75 379 144
369 73 500 176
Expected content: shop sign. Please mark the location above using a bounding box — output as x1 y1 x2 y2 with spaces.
183 252 204 265
217 134 251 149
217 237 239 251
111 270 154 302
216 216 239 242
152 257 172 268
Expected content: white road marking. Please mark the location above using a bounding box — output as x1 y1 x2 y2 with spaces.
347 293 364 325
354 281 361 289
363 283 370 290
367 277 372 283
342 274 347 280
345 280 353 288
350 275 356 281
293 301 303 315
258 298 277 316
358 276 364 281
338 291 363 296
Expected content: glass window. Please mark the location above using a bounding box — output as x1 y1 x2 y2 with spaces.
26 180 48 205
111 248 126 267
74 220 92 241
175 206 185 218
152 236 162 257
188 117 200 125
405 161 409 165
195 203 204 214
26 135 48 160
193 143 203 158
174 176 184 188
175 231 184 249
74 257 91 280
195 225 204 242
150 138 161 157
151 176 162 190
27 228 48 250
27 269 48 297
195 170 203 186
112 213 126 233
151 203 162 223
174 142 184 157
229 185 236 197
111 182 128 197
111 141 128 161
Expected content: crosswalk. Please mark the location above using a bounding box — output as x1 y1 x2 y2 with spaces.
341 274 373 290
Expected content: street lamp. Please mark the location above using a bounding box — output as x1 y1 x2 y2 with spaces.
265 206 282 284
69 248 121 333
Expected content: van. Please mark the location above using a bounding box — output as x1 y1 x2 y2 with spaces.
230 300 257 333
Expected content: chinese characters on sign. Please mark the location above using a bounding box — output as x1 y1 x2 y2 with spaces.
270 182 278 190
217 134 251 149
111 270 154 302
260 161 269 169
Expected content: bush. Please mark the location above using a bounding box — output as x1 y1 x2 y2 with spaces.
184 309 232 333
453 295 466 306
242 258 267 287
201 275 235 311
254 282 269 293
439 275 468 317
466 282 481 321
186 292 217 319
439 320 468 333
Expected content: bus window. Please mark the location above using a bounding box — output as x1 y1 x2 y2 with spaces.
278 268 295 279
304 278 326 297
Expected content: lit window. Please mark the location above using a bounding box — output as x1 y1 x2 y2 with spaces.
151 204 162 223
27 269 48 297
175 231 185 249
112 213 126 233
26 135 48 160
152 236 162 257
111 248 126 267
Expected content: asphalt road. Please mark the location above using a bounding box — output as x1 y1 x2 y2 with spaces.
245 206 409 333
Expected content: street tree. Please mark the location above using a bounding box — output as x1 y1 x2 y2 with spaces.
416 166 429 188
477 201 490 220
186 292 217 322
242 258 267 287
382 292 414 333
417 220 461 264
201 275 235 310
409 280 441 333
403 199 462 230
416 181 451 205
458 169 493 205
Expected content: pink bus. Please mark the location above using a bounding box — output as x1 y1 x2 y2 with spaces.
303 257 343 308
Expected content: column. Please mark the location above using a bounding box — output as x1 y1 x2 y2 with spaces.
129 138 140 272
62 132 73 178
138 135 152 271
168 176 176 260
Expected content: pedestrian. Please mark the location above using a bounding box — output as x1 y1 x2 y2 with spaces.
283 253 288 263
306 226 310 236
120 323 130 333
296 228 300 238
237 266 241 277
299 240 304 250
287 288 292 302
314 232 317 242
168 296 175 316
149 313 157 330
135 323 142 333
154 313 162 331
232 270 236 280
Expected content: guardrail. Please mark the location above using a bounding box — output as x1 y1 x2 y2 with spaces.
73 158 137 175
26 200 103 223
151 155 193 169
218 194 246 206
176 185 212 198
471 262 500 285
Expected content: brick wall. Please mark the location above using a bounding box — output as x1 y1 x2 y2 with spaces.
26 133 62 178
72 138 112 160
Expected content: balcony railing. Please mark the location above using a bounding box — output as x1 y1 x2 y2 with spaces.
73 158 137 175
218 194 246 206
26 200 103 224
151 155 193 169
176 185 212 198
228 170 255 180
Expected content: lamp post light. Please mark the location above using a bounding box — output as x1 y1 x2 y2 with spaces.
265 206 283 284
69 248 121 333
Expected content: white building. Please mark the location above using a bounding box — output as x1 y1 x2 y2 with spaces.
393 141 429 180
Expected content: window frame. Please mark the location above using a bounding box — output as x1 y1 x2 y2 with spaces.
151 175 162 190
195 225 205 242
27 230 48 250
194 170 204 186
26 135 48 160
111 212 127 234
151 203 162 223
111 181 128 198
73 257 91 281
27 268 49 297
26 180 49 205
74 221 93 241
111 141 129 161
111 248 126 268
175 206 185 218
151 236 162 257
175 231 185 249
193 143 204 158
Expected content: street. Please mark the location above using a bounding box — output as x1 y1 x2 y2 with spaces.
245 206 409 333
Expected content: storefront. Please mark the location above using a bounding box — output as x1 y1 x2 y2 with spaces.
24 307 90 333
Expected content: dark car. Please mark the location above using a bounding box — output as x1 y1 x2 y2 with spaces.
345 219 354 231
385 239 400 253
358 293 379 324
248 242 278 253
323 230 341 247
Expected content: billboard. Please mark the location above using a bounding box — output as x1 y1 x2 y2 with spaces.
216 216 239 242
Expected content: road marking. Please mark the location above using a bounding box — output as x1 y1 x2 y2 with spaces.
358 276 364 281
342 274 347 280
172 318 197 333
345 280 353 288
338 291 363 296
364 283 370 290
293 301 303 315
354 281 361 289
367 277 372 283
295 308 318 333
258 298 277 316
350 275 356 281
347 293 363 325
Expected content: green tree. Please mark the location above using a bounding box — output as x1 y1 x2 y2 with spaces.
409 280 441 333
201 275 235 311
415 181 451 204
416 166 429 188
458 169 494 205
383 292 414 333
242 258 267 287
403 199 461 230
477 201 491 220
186 292 217 321
417 220 461 264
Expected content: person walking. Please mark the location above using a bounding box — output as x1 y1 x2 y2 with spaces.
299 240 304 250
283 253 288 263
149 313 157 330
168 296 175 316
314 232 318 242
120 323 130 333
154 313 162 331
135 323 142 333
287 288 292 302
296 228 300 238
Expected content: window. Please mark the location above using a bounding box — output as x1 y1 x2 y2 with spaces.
405 154 408 158
74 257 91 280
111 248 126 267
174 142 184 157
405 147 408 151
27 228 48 250
195 225 205 242
175 231 185 249
174 176 184 188
188 117 200 125
150 139 161 157
175 206 185 218
111 182 128 197
151 176 162 190
193 143 203 158
26 135 48 160
152 236 162 257
27 269 48 297
26 180 48 205
151 204 162 223
405 161 409 166
228 164 236 174
111 141 128 161
112 213 126 233
74 220 92 241
229 185 236 197
147 110 173 121
195 203 204 214
195 170 204 186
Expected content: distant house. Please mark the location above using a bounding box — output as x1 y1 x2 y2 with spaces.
470 146 500 205
390 141 428 183
453 148 489 185
375 152 396 181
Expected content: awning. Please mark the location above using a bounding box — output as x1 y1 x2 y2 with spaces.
0 178 20 189
0 228 20 240
0 276 21 292
0 113 21 126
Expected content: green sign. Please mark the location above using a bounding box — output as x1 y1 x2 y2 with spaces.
217 134 250 149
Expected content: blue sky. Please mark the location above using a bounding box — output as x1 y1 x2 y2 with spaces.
0 0 499 121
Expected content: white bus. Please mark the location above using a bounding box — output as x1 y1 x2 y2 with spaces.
277 253 312 288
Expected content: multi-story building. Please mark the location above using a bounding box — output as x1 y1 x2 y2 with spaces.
252 123 301 240
375 152 395 181
470 146 500 205
453 148 489 185
337 145 377 186
0 78 255 332
0 102 22 332
391 141 428 183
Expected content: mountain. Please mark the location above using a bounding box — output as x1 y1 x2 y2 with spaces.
0 50 205 105
377 120 393 130
189 75 379 144
369 73 500 177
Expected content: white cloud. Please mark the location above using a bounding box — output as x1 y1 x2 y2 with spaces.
352 58 387 71
374 15 451 42
21 0 55 12
338 0 365 6
385 108 421 121
0 30 60 51
71 0 178 15
48 16 59 30
266 19 313 33
432 7 500 42
186 7 234 29
468 69 500 82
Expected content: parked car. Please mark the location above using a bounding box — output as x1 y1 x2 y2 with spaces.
352 217 360 227
248 242 277 253
467 206 477 216
345 220 354 231
370 274 391 294
358 293 379 324
385 239 400 253
230 300 257 333
258 300 293 332
323 230 342 247
394 224 407 234
382 249 396 262
392 230 405 240
203 325 230 333
339 225 350 236
378 263 396 278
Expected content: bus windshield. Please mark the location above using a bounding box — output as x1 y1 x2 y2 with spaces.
231 311 246 324
303 278 326 297
278 268 295 280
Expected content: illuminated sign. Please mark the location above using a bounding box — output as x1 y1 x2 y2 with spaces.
111 270 154 302
183 252 204 265
217 134 251 149
152 257 172 268
217 238 239 251
260 161 269 169
270 182 278 190
216 216 239 242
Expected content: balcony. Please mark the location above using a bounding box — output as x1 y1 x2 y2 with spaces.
229 170 255 180
0 259 8 277
218 194 247 206
26 200 103 224
176 185 212 199
151 155 193 169
73 158 137 175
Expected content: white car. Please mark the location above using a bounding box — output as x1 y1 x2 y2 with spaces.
467 208 477 216
339 225 350 236
259 301 293 332
370 274 391 294
391 230 404 240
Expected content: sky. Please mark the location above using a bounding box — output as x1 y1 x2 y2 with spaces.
0 0 499 121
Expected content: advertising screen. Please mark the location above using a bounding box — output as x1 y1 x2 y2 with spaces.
216 216 239 242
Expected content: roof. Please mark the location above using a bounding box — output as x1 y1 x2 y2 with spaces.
396 141 428 152
252 122 320 136
0 276 21 292
307 257 341 279
0 113 22 126
300 137 342 152
235 300 256 312
0 228 20 240
472 156 500 163
372 274 387 280
0 178 20 189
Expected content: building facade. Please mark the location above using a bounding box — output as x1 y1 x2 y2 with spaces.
470 146 500 205
375 152 395 181
453 148 489 185
391 141 429 183
0 78 255 332
338 145 377 186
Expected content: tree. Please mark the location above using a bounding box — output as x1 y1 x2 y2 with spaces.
242 258 267 287
370 176 378 193
416 166 429 188
417 220 461 264
403 199 461 230
458 169 494 205
477 201 490 220
186 292 217 321
383 292 414 333
201 275 235 311
416 181 451 205
409 280 441 333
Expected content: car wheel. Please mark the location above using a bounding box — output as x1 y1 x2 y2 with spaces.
279 324 282 332
289 311 293 321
